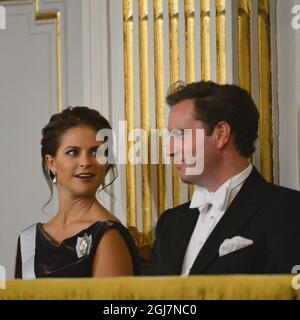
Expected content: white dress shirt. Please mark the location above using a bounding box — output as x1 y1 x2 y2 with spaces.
181 164 253 275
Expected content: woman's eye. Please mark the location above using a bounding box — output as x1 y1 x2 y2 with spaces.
91 149 97 156
66 149 78 156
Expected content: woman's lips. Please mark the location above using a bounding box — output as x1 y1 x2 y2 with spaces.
74 173 95 182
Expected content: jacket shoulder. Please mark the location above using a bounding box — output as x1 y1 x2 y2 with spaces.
155 202 196 234
159 202 192 220
264 182 300 201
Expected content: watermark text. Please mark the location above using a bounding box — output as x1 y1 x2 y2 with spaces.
0 265 6 289
0 5 6 30
95 121 205 176
291 5 300 30
291 265 300 290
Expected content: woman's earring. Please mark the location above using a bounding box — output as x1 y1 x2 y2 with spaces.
53 174 57 184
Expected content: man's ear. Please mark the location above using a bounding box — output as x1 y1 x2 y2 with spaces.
214 121 231 149
45 155 56 175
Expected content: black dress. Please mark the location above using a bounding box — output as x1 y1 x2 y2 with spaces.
15 220 141 278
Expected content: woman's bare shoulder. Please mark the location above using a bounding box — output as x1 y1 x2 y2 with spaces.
92 206 121 224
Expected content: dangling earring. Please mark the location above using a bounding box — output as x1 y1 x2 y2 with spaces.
53 174 57 184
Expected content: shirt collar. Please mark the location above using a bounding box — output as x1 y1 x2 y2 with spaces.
189 164 253 209
228 163 253 190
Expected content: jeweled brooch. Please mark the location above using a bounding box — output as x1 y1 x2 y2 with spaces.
76 233 92 258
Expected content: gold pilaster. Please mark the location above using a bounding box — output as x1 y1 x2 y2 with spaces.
238 0 252 93
185 0 196 200
258 0 273 181
216 0 227 84
123 0 138 227
138 0 152 239
154 0 167 215
169 0 182 207
200 0 211 80
185 0 196 84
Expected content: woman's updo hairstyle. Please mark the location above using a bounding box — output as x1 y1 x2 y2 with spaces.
41 106 117 212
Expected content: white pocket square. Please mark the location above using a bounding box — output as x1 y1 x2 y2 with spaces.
219 236 254 257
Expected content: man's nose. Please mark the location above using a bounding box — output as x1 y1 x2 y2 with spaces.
165 138 175 157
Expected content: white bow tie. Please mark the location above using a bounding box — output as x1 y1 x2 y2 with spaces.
190 185 231 212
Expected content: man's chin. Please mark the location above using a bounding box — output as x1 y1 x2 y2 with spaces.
179 173 200 185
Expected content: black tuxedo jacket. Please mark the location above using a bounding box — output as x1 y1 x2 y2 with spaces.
149 167 300 275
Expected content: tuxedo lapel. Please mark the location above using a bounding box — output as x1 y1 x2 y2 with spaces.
190 167 266 274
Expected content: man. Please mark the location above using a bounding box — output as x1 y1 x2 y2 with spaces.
150 81 300 275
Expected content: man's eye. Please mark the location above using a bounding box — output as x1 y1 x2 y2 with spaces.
66 149 78 156
169 128 184 138
91 149 98 156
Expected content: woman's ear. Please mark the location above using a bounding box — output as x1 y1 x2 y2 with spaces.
45 155 56 175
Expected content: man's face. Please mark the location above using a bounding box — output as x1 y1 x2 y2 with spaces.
167 99 218 186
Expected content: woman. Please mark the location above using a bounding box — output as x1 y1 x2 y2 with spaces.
15 106 140 278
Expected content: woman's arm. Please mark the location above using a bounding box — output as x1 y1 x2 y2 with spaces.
92 228 134 277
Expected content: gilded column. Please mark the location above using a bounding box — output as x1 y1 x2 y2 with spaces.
258 0 273 181
200 0 211 80
185 0 196 199
216 0 227 84
154 0 167 215
123 0 137 227
169 0 182 206
238 0 252 93
138 0 152 238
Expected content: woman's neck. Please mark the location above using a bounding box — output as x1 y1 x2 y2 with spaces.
55 193 99 227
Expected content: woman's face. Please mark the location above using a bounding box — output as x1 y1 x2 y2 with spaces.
46 126 108 198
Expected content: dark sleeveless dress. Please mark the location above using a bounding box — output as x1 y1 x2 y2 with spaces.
15 220 141 278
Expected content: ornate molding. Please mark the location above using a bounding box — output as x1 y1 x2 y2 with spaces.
128 226 152 261
34 0 62 112
0 0 62 112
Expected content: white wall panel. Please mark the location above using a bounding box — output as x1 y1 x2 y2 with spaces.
0 0 85 278
277 0 300 189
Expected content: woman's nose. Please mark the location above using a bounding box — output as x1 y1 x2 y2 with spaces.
79 153 93 167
